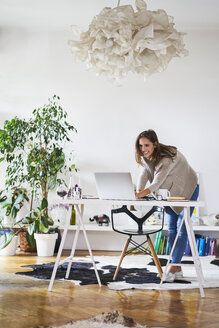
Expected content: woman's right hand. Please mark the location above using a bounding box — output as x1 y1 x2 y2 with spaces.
135 188 150 199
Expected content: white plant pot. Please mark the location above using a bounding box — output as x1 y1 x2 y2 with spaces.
0 236 18 256
34 233 58 257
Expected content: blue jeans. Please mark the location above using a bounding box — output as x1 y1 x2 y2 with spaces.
166 185 199 264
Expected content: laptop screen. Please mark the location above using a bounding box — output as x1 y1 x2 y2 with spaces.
94 172 136 200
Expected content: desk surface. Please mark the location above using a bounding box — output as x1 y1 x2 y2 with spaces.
56 198 204 207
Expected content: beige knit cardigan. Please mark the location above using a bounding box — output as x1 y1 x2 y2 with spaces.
137 150 198 214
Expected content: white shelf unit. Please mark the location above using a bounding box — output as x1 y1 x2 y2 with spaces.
59 224 219 232
59 224 219 251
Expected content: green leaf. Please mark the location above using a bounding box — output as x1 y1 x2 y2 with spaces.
47 217 54 226
41 216 49 228
14 218 23 225
41 198 48 210
13 193 24 206
10 206 18 219
39 223 49 233
28 224 35 236
48 176 57 190
26 232 35 248
22 217 33 224
0 232 14 250
33 220 40 234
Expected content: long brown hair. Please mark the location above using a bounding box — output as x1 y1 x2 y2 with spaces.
135 130 177 167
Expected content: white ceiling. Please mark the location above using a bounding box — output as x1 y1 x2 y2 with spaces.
1 0 219 32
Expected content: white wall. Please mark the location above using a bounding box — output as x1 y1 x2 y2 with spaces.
0 0 219 217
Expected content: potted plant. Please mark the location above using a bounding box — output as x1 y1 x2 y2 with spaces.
0 95 77 204
0 95 77 253
0 228 18 256
21 198 57 256
0 188 29 255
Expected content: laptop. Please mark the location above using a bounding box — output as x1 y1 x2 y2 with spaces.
94 172 137 200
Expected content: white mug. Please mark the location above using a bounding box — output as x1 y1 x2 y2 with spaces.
155 189 170 200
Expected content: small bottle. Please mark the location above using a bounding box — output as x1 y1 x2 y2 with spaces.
77 176 82 198
70 205 76 225
75 185 82 199
73 176 82 199
67 177 73 199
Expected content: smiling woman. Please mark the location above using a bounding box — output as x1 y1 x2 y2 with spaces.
134 129 199 282
0 0 219 254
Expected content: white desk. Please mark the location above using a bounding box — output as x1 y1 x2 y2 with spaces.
48 199 205 296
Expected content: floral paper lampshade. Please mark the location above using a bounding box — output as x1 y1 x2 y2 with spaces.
68 0 188 84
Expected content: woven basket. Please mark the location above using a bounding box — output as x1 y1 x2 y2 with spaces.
19 231 36 252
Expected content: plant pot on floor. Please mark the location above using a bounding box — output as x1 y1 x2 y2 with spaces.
34 233 58 257
0 235 18 256
19 231 36 252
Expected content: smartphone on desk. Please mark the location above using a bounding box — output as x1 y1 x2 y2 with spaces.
141 195 157 200
82 195 99 199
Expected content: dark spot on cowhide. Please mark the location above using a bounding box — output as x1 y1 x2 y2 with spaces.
148 258 194 266
102 310 135 327
210 259 219 266
181 260 194 264
148 258 168 266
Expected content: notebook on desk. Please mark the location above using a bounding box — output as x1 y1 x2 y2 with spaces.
94 172 146 201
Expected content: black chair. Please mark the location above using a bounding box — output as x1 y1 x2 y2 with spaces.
111 205 165 280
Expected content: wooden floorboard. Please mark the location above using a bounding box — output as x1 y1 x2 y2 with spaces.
0 250 219 328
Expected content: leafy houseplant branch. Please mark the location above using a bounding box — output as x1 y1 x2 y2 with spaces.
0 95 77 202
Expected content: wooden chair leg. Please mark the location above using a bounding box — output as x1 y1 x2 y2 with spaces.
113 237 131 281
147 235 163 279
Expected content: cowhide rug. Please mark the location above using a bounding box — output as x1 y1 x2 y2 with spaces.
15 255 219 291
38 310 164 328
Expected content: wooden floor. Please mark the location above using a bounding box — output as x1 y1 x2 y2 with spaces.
0 250 219 328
